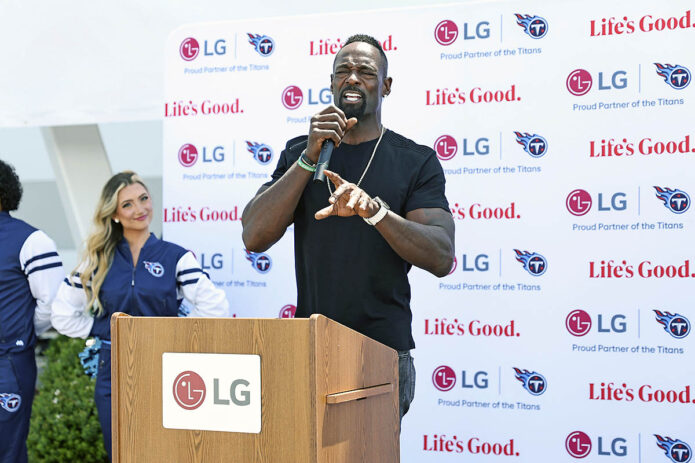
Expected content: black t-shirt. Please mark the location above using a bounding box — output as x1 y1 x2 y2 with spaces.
264 129 449 351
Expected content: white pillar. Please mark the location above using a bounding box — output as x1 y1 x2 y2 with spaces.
41 125 112 248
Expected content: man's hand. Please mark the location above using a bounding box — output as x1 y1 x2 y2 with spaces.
314 170 380 220
313 169 455 277
307 106 358 163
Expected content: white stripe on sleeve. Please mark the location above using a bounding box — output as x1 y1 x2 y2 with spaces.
50 263 94 339
176 252 229 317
19 230 64 335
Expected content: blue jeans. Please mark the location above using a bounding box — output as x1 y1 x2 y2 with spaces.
398 350 415 421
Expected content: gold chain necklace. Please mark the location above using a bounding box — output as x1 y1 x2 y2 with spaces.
327 126 386 195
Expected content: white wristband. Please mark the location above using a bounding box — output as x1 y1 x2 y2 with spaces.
363 200 389 226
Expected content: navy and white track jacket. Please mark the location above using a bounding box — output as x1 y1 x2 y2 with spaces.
51 233 229 339
0 211 63 355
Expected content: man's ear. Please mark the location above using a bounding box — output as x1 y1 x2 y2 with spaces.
383 77 393 97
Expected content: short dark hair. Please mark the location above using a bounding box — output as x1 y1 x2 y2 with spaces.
0 159 22 211
335 34 388 77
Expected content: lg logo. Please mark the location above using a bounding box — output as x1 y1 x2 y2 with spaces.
180 38 200 61
434 19 490 45
567 68 628 96
178 144 198 167
172 370 252 410
178 144 225 167
566 431 592 458
433 135 491 160
434 20 459 46
566 431 628 458
566 189 592 216
281 85 332 110
566 310 592 336
279 304 297 318
566 310 627 336
179 37 227 61
432 365 457 391
173 371 206 410
282 86 303 110
163 353 260 433
434 135 457 160
566 69 592 96
432 366 488 391
566 189 627 215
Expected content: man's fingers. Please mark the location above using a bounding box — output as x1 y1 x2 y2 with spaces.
313 120 346 136
345 189 362 210
311 129 342 147
314 205 335 220
359 198 367 210
328 182 350 204
318 104 347 119
313 113 347 131
324 170 346 187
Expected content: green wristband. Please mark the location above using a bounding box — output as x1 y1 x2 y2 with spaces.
297 156 317 172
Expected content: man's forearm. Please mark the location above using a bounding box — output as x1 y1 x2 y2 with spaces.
375 210 455 277
241 162 312 251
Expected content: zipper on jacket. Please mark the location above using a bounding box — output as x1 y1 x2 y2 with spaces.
131 267 135 287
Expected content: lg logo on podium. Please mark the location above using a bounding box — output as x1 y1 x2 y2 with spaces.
173 371 206 410
171 368 252 410
163 353 261 433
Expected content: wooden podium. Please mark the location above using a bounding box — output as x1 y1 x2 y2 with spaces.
110 313 400 462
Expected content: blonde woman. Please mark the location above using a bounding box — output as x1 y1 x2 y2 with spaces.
51 171 228 460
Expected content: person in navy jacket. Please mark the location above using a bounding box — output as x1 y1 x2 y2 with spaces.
0 160 64 463
51 171 229 460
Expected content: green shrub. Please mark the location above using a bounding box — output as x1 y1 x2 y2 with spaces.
28 336 107 462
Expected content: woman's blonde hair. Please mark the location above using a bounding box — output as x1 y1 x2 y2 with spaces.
72 171 148 316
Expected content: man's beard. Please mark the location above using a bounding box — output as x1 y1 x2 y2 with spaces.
337 87 366 120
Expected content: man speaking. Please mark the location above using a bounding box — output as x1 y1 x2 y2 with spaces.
242 34 455 420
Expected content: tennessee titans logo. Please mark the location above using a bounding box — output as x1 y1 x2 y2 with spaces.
514 132 547 158
514 249 547 276
143 261 164 277
246 141 273 165
245 250 272 274
514 14 548 39
655 63 691 90
654 187 690 214
513 368 547 395
0 393 21 412
655 435 692 463
654 310 690 339
247 33 274 57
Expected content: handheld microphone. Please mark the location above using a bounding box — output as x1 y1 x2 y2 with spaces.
313 140 335 183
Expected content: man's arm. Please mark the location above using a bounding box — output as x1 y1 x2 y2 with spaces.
315 170 455 277
242 105 357 252
377 207 454 277
241 164 312 252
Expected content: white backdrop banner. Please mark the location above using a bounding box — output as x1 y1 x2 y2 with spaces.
164 2 695 461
